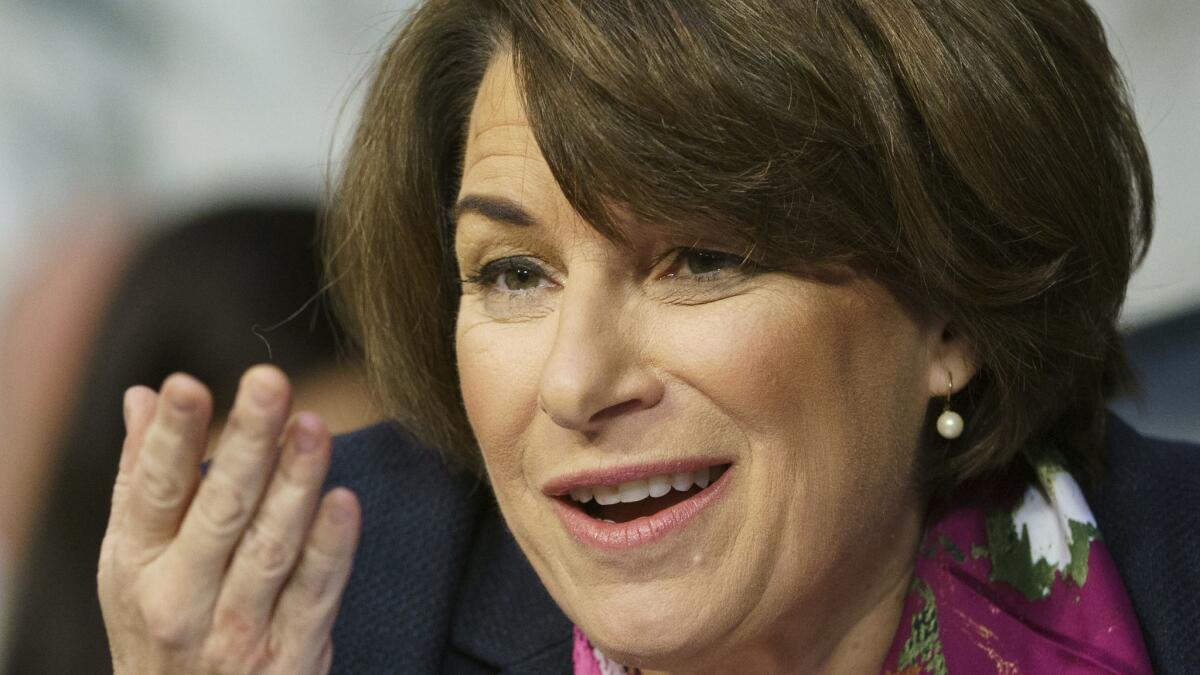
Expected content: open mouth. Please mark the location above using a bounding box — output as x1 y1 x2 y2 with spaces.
560 464 732 523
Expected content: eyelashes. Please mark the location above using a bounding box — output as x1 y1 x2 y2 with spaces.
460 247 759 298
662 248 752 281
461 256 552 294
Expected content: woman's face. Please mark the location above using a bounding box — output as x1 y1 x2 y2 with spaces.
454 55 964 670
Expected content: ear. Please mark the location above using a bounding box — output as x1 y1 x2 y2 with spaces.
924 320 978 400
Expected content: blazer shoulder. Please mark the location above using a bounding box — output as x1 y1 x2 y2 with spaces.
328 420 454 479
1090 414 1200 674
1100 414 1200 501
324 421 491 674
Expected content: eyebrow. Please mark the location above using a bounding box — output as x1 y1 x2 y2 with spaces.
451 194 539 229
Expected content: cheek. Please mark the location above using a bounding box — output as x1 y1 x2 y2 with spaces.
455 313 547 484
652 288 920 442
653 286 928 516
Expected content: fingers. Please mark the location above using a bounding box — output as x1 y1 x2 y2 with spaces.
100 386 158 602
168 365 291 583
105 386 159 539
99 366 354 675
121 386 159 472
124 374 213 558
209 412 332 641
271 487 361 665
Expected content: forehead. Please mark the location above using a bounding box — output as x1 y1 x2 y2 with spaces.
456 54 691 252
458 53 600 247
467 53 524 136
461 54 548 187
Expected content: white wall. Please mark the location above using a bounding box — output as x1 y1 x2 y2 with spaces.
1090 0 1200 326
0 0 408 307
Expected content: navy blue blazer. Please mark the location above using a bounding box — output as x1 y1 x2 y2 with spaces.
324 416 1200 674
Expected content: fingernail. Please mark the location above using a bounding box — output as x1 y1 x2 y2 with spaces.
294 426 318 454
122 388 133 424
250 378 276 406
327 492 355 524
167 382 196 411
329 503 351 525
249 371 285 407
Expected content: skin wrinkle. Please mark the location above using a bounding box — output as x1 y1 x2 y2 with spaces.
453 54 976 674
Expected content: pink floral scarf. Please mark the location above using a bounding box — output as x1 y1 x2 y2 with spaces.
574 457 1151 674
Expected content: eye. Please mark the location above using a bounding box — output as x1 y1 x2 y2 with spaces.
662 247 752 281
462 256 554 294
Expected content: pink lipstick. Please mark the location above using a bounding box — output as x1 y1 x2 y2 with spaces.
549 463 732 550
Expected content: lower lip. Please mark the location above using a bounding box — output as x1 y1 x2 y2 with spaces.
550 467 732 550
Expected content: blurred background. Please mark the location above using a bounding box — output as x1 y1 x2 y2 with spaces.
0 1 1196 672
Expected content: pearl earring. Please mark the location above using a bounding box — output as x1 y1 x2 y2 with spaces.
936 373 964 440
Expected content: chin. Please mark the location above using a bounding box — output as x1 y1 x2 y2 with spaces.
568 583 738 668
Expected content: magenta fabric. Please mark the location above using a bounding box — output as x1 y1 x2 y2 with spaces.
879 472 1151 674
573 626 608 675
573 465 1151 674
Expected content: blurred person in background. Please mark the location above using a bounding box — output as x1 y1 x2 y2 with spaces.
1 205 376 674
0 3 393 663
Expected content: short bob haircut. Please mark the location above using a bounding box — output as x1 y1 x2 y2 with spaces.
324 0 1152 495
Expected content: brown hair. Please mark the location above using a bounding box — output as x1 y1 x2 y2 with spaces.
324 0 1152 491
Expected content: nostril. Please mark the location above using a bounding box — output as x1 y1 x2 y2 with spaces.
589 398 646 424
538 356 665 432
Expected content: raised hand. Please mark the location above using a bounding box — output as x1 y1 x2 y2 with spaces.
98 365 361 674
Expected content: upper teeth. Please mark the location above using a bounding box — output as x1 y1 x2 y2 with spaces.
569 467 714 505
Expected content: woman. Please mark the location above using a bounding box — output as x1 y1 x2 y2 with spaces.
97 1 1199 673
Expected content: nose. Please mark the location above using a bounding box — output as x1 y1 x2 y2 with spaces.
537 280 664 434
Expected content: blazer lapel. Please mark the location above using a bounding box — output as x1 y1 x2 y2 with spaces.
445 498 573 673
327 423 489 674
